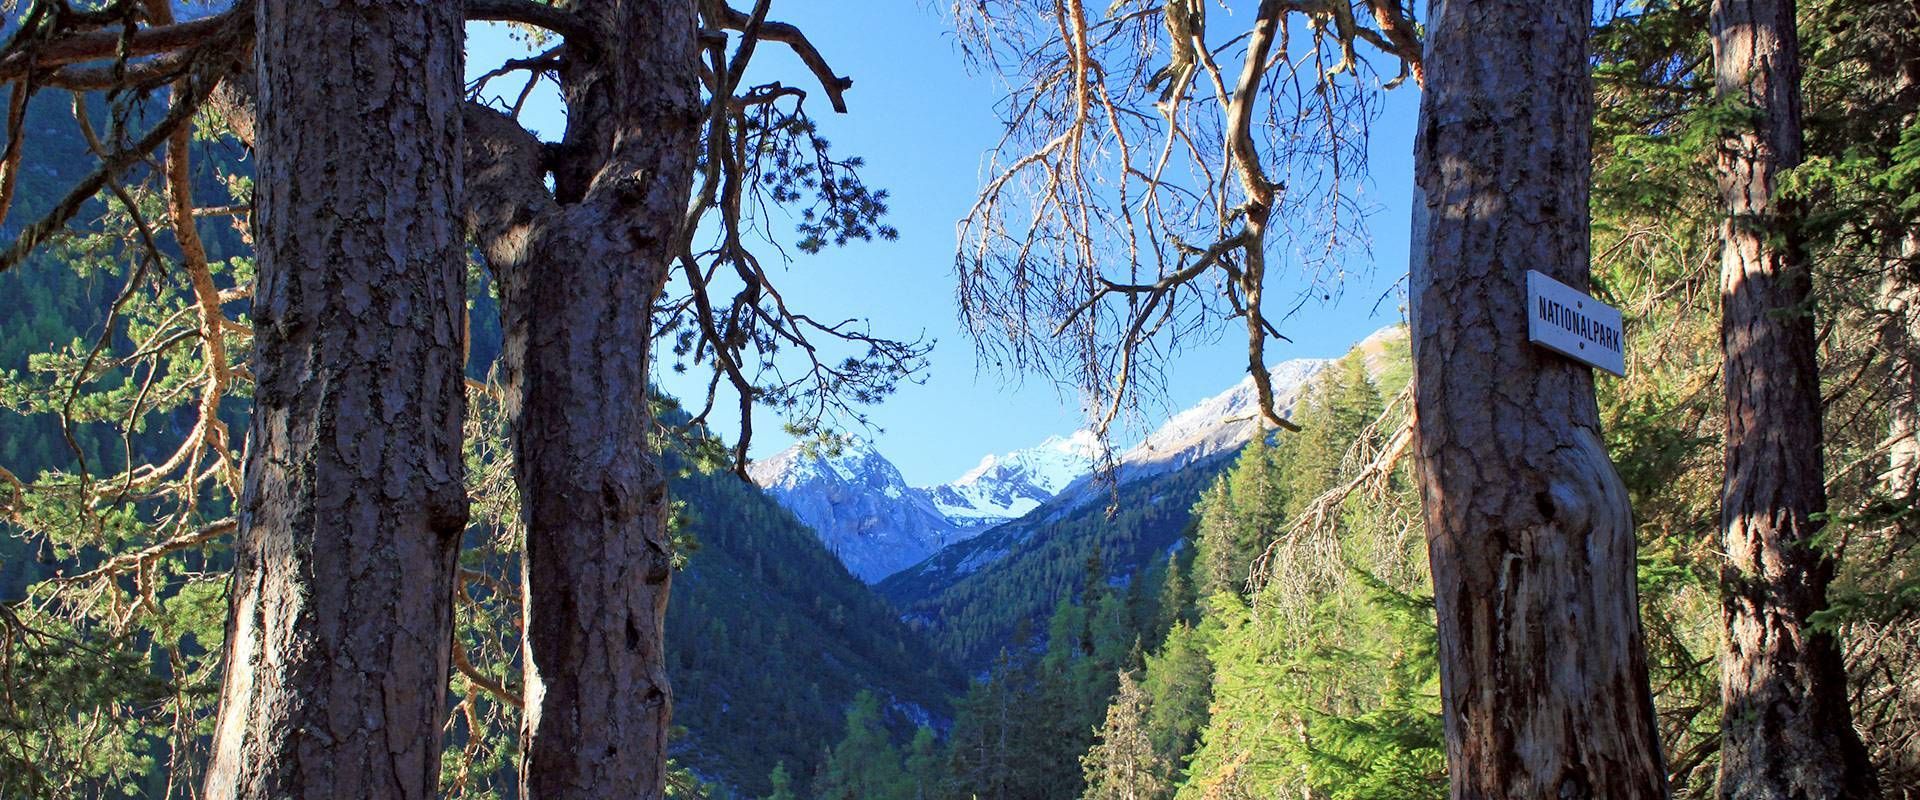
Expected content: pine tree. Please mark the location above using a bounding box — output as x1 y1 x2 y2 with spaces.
1152 553 1193 635
1709 0 1877 793
1192 482 1241 598
203 3 469 796
903 728 942 800
1140 622 1212 773
1410 0 1669 793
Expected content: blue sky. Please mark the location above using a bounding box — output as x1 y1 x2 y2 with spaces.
467 3 1420 486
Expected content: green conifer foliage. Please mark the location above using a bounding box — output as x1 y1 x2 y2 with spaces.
1080 670 1172 800
817 691 909 800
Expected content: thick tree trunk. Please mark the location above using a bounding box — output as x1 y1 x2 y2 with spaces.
203 1 467 798
1710 2 1877 797
464 2 701 796
1409 1 1669 797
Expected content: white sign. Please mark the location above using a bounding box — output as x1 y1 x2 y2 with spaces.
1526 270 1625 377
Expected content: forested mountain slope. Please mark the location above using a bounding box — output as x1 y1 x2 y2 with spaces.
880 331 1406 669
877 457 1228 669
663 446 963 795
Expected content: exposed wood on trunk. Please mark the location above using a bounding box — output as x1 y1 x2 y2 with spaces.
1709 1 1877 797
462 1 701 795
202 1 468 797
1409 0 1670 796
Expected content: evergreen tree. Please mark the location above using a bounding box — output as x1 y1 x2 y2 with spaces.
902 727 942 800
763 763 796 800
816 692 907 800
1139 622 1211 774
1080 671 1170 800
1709 0 1877 793
1411 0 1669 792
1191 481 1242 599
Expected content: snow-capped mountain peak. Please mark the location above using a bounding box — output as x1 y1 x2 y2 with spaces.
747 438 961 582
1118 358 1328 472
748 435 897 494
749 326 1406 582
955 429 1102 491
931 430 1104 523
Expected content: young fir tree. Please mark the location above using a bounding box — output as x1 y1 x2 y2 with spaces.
1174 351 1442 800
763 763 796 800
1139 621 1212 780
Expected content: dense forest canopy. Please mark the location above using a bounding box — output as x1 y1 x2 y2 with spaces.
0 0 1916 799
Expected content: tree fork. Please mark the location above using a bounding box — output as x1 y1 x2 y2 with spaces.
463 1 702 795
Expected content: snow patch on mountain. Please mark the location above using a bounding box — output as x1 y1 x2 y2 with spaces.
1117 358 1328 476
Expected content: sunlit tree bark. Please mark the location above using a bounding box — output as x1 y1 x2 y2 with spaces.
1409 0 1669 795
1709 0 1877 796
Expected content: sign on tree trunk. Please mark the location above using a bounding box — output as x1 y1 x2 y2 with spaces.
1527 270 1626 376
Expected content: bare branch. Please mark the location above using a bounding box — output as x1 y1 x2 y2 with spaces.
712 3 853 112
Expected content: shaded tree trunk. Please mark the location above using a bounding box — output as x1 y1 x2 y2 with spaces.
1709 1 1877 797
462 1 701 796
203 1 468 797
1408 0 1669 796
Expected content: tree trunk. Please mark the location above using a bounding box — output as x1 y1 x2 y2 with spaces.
463 2 701 796
203 1 467 798
1885 228 1920 502
1409 1 1669 796
1709 1 1877 797
1881 45 1920 514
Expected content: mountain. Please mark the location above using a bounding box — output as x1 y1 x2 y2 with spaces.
876 331 1407 667
925 430 1103 523
879 459 1232 666
872 359 1325 664
748 356 1338 584
1108 359 1327 478
747 431 1105 582
665 449 963 795
746 438 974 582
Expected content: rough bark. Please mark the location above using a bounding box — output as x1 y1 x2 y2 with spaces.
463 2 701 796
202 1 468 798
1709 1 1878 797
1409 1 1669 797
